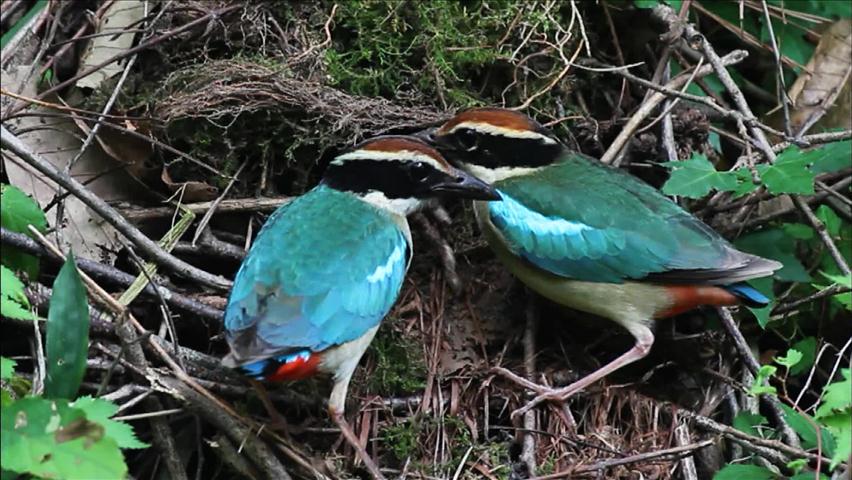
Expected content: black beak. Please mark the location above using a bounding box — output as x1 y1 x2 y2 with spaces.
430 168 501 201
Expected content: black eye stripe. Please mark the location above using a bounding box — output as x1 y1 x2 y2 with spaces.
323 159 445 198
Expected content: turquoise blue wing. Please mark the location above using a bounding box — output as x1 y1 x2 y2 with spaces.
490 152 765 284
224 185 409 365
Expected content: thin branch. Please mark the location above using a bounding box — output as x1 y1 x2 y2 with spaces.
0 127 232 290
0 228 223 320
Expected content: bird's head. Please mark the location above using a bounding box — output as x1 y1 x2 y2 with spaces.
322 135 500 215
418 108 563 183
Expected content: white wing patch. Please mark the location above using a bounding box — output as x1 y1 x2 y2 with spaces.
367 244 405 283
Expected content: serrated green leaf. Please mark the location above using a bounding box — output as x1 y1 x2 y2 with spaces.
820 411 851 469
775 349 803 369
733 412 767 437
743 277 775 328
713 464 777 480
750 365 778 396
789 337 816 376
634 0 681 8
779 403 836 455
0 397 127 479
0 358 14 381
789 473 829 480
816 369 851 419
781 223 814 240
45 254 90 400
809 140 852 175
819 272 852 310
760 16 813 68
813 369 850 468
757 148 815 194
662 154 738 198
71 397 148 449
0 185 47 280
786 458 807 474
730 168 761 198
0 265 35 321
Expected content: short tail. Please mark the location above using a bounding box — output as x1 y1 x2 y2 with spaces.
723 282 770 308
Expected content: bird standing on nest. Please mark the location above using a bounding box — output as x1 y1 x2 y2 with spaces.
421 108 781 415
222 135 499 479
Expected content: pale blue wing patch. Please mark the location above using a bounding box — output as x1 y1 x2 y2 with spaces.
488 191 657 283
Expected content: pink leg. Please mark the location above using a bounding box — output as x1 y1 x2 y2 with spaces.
330 409 387 480
512 324 655 419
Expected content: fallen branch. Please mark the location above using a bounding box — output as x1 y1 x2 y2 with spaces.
0 227 223 320
1 127 232 290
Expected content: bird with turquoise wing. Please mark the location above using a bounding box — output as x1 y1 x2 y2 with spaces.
420 108 782 416
221 135 498 479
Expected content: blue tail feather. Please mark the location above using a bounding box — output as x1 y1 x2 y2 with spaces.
723 282 770 308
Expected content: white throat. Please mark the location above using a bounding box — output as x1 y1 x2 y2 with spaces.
359 191 424 216
461 163 538 183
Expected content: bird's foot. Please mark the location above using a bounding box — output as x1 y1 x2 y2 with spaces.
511 384 585 419
330 410 387 480
493 367 586 419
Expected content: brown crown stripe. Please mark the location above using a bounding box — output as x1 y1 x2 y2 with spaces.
359 136 450 168
437 108 539 135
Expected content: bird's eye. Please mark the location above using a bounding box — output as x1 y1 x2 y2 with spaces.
456 129 478 151
410 161 430 182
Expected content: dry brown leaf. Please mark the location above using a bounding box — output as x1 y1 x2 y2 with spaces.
788 19 852 134
76 0 147 90
1 65 142 264
161 167 219 203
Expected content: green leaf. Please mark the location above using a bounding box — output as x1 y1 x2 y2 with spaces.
750 365 778 396
733 412 767 437
820 411 851 469
786 458 807 474
815 369 852 467
634 0 681 8
730 168 761 198
816 369 851 419
779 403 836 455
744 276 775 328
815 206 852 274
0 397 127 479
817 272 852 310
789 472 828 480
70 397 148 449
713 464 777 480
774 349 803 369
756 147 815 195
0 265 35 321
760 15 813 68
736 228 810 282
44 254 90 400
662 154 738 198
781 223 814 240
708 131 721 152
0 358 15 381
809 140 852 175
0 185 47 280
789 337 816 376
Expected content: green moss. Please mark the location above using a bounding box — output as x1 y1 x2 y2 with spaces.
366 326 426 395
325 0 535 106
381 417 423 462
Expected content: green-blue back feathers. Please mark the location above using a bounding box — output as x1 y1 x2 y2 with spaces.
224 185 409 364
489 152 778 284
